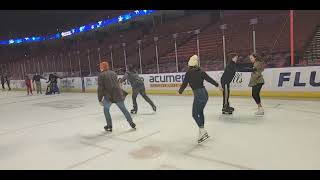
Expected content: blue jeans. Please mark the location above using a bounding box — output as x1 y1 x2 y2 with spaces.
53 83 60 94
192 88 209 128
103 97 133 127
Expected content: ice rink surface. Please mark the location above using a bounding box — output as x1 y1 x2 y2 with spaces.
0 91 320 170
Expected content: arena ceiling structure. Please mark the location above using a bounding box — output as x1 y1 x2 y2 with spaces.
0 10 124 38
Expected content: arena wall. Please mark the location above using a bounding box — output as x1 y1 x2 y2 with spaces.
10 66 320 98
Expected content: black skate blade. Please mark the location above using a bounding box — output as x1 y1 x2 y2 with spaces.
222 111 233 115
198 134 210 144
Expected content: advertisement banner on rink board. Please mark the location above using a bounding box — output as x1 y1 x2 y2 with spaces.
59 77 82 90
265 66 320 91
124 71 252 91
10 66 320 96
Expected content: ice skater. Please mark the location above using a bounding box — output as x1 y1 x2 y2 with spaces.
24 75 33 96
238 53 265 115
32 73 46 94
247 53 265 115
46 73 62 95
1 73 11 91
178 55 223 143
97 61 136 132
220 52 239 114
0 73 4 90
119 64 156 114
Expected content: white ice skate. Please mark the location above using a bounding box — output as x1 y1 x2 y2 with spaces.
255 108 264 116
198 128 210 144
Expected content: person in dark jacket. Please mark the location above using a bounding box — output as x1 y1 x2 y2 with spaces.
46 73 62 95
98 61 136 132
0 74 5 90
119 64 156 114
33 73 46 94
178 55 223 143
1 73 11 91
220 53 239 114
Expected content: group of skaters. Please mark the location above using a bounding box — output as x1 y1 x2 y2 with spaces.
24 73 62 96
97 52 265 144
178 53 265 143
97 61 157 132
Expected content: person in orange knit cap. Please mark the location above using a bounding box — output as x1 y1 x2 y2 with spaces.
97 61 136 132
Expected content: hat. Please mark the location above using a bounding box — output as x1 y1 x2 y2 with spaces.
99 61 110 71
188 55 199 67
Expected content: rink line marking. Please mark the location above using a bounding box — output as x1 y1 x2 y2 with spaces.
184 146 254 170
0 111 104 136
276 107 320 115
186 153 254 170
155 164 182 170
112 130 161 143
80 141 112 151
65 151 112 170
0 94 71 105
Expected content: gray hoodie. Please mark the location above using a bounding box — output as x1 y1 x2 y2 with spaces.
120 70 144 89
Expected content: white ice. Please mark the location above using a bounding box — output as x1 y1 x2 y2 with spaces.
0 91 320 170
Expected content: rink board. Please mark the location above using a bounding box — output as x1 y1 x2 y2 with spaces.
10 66 320 98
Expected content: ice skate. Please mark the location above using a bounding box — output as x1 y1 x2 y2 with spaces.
130 122 136 129
104 125 112 132
222 107 233 114
152 105 157 112
198 128 210 144
255 107 264 116
130 109 137 114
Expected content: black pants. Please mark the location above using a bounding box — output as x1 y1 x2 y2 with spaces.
1 80 11 90
132 85 155 111
252 83 264 104
221 83 230 108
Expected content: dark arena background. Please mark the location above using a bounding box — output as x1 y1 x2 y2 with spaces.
0 10 319 170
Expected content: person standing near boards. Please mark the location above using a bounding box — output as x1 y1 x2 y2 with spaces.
238 53 265 115
220 53 239 114
33 73 46 94
248 53 265 115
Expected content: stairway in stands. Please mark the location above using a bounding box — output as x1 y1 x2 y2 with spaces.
303 25 320 65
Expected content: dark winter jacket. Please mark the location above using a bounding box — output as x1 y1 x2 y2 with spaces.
47 74 61 83
1 74 10 83
97 70 125 103
120 70 144 89
33 75 46 82
179 67 219 94
221 61 238 84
